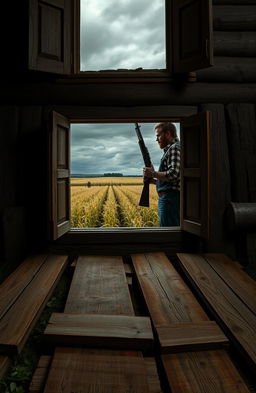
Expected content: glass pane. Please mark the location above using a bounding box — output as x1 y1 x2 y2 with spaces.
80 0 166 71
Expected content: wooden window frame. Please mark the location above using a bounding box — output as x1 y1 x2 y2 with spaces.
49 105 211 245
29 0 213 79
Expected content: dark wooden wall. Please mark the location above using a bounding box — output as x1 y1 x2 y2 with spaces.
0 1 256 279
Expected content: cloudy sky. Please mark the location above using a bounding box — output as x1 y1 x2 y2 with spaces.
71 123 180 175
80 0 165 70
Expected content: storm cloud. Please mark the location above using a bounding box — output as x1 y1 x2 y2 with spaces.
71 122 180 175
80 0 165 70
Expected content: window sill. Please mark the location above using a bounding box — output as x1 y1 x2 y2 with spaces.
55 227 182 245
56 70 196 84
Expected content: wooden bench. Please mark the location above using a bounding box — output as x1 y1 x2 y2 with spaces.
43 255 160 393
0 254 68 356
176 252 256 373
131 252 251 393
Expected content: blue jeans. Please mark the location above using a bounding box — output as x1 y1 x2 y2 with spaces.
158 190 180 227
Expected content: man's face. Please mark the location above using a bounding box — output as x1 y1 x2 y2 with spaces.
155 129 170 149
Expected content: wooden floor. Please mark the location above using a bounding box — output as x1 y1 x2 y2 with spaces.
25 252 255 393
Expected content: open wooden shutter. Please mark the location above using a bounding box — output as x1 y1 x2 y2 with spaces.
49 111 70 240
180 111 211 239
172 0 213 73
29 0 72 74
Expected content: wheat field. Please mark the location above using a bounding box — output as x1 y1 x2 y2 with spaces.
71 177 159 228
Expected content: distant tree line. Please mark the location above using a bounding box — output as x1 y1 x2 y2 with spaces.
104 173 123 177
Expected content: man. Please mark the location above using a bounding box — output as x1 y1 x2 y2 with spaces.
143 122 180 226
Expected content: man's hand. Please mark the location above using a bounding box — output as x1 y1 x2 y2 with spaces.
143 166 157 184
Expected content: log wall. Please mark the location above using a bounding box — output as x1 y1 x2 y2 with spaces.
0 1 256 277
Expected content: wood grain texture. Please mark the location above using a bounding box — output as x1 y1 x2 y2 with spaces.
145 358 163 393
199 104 234 256
204 253 256 316
43 348 150 393
131 252 208 325
213 5 256 31
162 350 250 393
29 356 51 393
64 255 134 315
156 321 228 353
214 32 256 57
0 254 48 320
176 253 256 369
197 57 256 82
226 103 256 202
0 355 10 379
0 255 68 355
44 313 154 350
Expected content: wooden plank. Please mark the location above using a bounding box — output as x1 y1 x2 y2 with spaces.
29 356 51 393
64 255 134 315
3 82 256 105
226 103 256 202
213 0 256 4
199 104 234 256
156 321 228 353
0 355 10 379
44 313 154 351
197 57 256 82
131 253 209 325
213 6 256 31
144 358 163 393
214 32 256 57
0 255 68 355
176 253 256 370
0 254 48 320
162 349 250 393
203 254 256 316
43 347 150 393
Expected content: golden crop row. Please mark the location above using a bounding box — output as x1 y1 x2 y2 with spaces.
71 184 159 228
71 186 108 227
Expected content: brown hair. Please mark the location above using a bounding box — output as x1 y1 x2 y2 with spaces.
154 122 177 138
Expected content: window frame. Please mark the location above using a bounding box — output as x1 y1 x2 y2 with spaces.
73 0 172 77
48 104 214 248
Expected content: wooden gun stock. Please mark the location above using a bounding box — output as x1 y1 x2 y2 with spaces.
139 179 150 207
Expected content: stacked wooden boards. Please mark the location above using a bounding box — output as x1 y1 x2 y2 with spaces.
36 252 255 393
131 252 251 393
176 253 256 373
0 254 68 377
42 255 158 393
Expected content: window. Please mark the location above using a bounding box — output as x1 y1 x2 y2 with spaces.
70 122 180 229
29 0 213 76
48 111 212 240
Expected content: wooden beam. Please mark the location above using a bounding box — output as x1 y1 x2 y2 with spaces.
197 57 256 82
176 253 256 371
3 82 256 105
131 252 209 325
203 254 256 316
213 0 256 5
213 5 256 31
0 254 48 320
156 321 228 353
0 255 68 355
44 313 154 351
43 348 150 393
162 350 250 393
64 255 134 315
214 31 256 57
0 356 10 379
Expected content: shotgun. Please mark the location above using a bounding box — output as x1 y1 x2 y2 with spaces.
134 122 153 207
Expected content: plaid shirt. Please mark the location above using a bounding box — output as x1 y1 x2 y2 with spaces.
156 138 180 192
